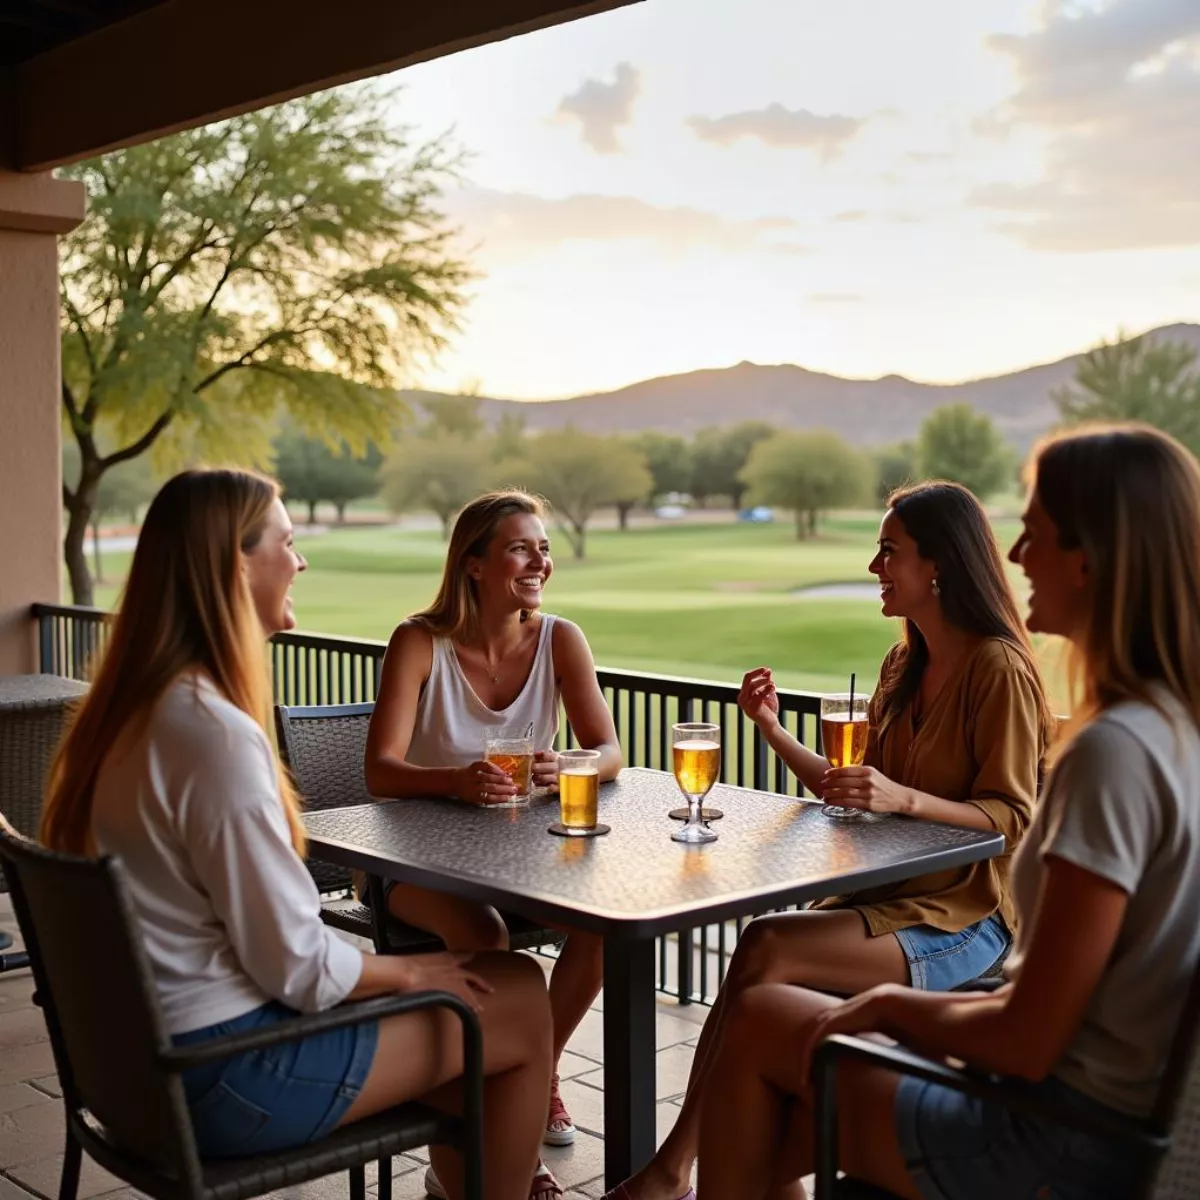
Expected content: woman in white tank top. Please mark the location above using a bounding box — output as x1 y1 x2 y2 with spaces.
366 491 621 1193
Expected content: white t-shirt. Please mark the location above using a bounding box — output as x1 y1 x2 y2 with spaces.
91 673 362 1035
1009 690 1200 1118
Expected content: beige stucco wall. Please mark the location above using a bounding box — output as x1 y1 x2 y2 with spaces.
0 171 85 675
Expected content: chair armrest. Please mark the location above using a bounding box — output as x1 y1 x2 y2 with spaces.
159 990 478 1071
816 1035 1167 1147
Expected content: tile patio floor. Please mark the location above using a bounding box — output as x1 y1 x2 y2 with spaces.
0 894 716 1200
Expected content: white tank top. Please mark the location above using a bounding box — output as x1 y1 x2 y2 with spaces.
407 615 560 768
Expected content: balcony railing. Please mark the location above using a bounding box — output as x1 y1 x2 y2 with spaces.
33 602 825 1004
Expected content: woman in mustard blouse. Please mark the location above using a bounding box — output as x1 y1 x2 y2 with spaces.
607 480 1053 1200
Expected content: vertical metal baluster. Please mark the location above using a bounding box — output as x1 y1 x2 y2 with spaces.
627 688 638 766
698 924 709 1002
717 918 728 989
658 693 668 769
612 687 623 761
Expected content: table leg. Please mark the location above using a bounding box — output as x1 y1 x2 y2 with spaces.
602 937 657 1190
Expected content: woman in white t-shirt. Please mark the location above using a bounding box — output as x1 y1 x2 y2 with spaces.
365 490 622 1172
40 469 555 1200
689 423 1200 1200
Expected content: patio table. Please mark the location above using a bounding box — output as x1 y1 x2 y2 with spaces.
303 767 1004 1189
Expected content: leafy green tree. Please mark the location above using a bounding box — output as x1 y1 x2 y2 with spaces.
629 431 691 504
417 394 487 441
691 421 776 509
873 440 919 506
64 442 158 582
273 422 382 523
1053 332 1200 456
58 84 472 603
916 404 1012 500
740 431 872 538
381 437 493 537
517 431 652 558
491 411 528 462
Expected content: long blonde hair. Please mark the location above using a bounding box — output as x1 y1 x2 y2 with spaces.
41 468 306 856
411 490 546 641
1030 423 1200 729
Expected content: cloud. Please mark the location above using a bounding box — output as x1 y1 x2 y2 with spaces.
555 62 641 154
809 292 865 304
973 0 1200 251
686 103 866 160
444 188 806 260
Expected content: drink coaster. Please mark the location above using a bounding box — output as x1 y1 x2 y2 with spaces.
548 822 611 838
668 807 724 821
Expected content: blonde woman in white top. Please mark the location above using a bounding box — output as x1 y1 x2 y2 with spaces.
367 490 622 1176
41 469 554 1200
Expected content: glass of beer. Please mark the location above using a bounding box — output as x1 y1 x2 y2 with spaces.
484 728 535 806
557 749 601 834
820 693 870 819
671 722 720 844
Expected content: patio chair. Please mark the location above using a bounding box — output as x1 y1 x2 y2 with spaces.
812 954 1200 1199
275 702 561 955
0 814 483 1200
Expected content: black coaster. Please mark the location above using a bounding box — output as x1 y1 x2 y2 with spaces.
548 822 611 838
668 806 724 822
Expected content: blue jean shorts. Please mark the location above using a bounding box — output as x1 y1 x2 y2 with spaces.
893 915 1009 991
895 1071 1148 1199
172 1001 379 1158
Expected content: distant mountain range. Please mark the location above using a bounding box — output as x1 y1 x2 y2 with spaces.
401 323 1200 449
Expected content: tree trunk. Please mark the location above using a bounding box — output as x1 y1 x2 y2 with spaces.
335 501 347 524
794 508 806 540
64 468 101 606
730 485 745 511
570 522 587 559
617 502 633 531
808 509 818 537
91 520 103 585
307 500 318 524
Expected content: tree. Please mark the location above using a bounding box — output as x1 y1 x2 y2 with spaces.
612 439 656 530
381 437 493 537
58 83 472 603
491 411 528 463
630 431 691 504
517 431 652 558
740 431 872 538
64 442 158 583
873 440 918 506
1053 332 1200 455
691 421 776 510
418 394 487 441
273 422 382 523
916 404 1012 500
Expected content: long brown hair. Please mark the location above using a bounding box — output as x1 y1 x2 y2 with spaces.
40 468 305 856
876 481 1054 746
1030 423 1200 729
411 490 546 641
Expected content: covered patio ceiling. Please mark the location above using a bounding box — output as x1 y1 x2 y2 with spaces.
1 0 641 171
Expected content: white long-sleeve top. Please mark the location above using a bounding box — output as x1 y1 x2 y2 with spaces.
91 672 362 1034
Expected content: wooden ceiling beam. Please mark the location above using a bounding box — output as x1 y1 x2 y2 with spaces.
13 0 640 171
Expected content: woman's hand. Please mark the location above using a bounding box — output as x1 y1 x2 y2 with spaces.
397 952 495 1014
820 765 913 814
531 749 560 792
453 760 518 806
738 667 781 730
796 984 901 1082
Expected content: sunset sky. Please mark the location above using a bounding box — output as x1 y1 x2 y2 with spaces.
386 0 1200 399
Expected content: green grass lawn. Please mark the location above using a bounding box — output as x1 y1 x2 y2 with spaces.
92 511 1066 700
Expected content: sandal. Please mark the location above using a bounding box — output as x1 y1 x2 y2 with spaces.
543 1072 577 1146
601 1185 695 1200
425 1160 563 1199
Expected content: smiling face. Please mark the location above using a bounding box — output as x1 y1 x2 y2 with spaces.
868 508 938 621
242 497 307 636
468 512 553 613
1008 489 1089 638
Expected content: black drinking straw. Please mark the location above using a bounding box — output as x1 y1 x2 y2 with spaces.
849 672 856 714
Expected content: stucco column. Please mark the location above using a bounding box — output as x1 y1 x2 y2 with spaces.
0 171 85 675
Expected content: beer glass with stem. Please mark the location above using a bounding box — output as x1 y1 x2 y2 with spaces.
820 692 870 819
671 722 721 844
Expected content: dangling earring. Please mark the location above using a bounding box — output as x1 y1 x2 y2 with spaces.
932 578 941 597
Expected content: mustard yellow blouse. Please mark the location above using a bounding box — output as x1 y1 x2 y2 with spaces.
814 636 1045 936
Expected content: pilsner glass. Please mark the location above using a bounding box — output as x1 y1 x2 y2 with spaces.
820 693 870 819
484 728 535 805
557 749 601 833
671 723 720 844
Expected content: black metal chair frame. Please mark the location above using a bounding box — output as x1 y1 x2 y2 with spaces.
0 816 485 1200
276 701 562 958
813 953 1200 1199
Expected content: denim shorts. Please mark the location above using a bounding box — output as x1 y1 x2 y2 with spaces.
893 915 1009 991
172 1001 379 1158
895 1071 1148 1199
